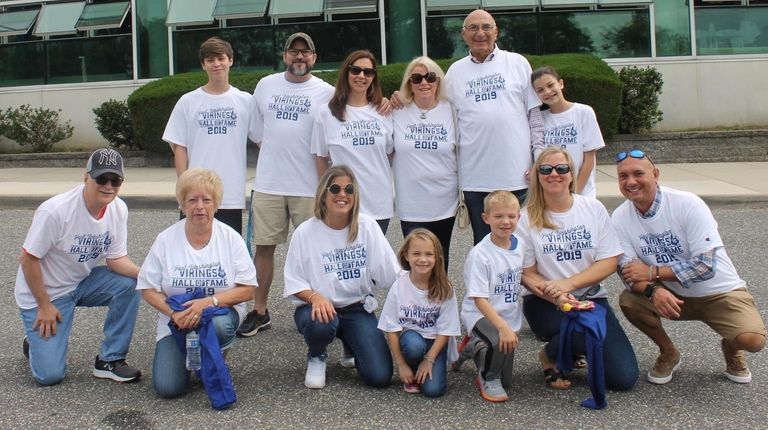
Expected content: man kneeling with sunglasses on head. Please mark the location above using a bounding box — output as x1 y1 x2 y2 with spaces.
613 149 766 386
16 148 142 386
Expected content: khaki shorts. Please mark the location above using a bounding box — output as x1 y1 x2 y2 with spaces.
620 287 767 342
251 191 314 245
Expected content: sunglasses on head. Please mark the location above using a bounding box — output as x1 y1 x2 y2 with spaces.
615 149 655 165
328 183 355 195
410 72 438 84
92 174 123 187
538 164 571 175
348 65 376 78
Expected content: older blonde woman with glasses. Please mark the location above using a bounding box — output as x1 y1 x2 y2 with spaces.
392 56 458 273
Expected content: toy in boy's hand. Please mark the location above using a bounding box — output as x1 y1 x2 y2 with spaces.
561 300 595 312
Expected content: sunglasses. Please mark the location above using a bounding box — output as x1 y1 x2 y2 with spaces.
410 72 438 84
348 65 376 78
328 183 355 195
92 174 123 187
538 164 571 175
615 149 655 165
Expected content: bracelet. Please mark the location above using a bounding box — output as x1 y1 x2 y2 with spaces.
423 356 435 364
655 265 660 282
648 265 654 282
307 292 319 304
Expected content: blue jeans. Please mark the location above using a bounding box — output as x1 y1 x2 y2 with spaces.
523 295 639 391
399 331 448 398
464 190 527 245
19 266 139 386
294 303 393 388
400 217 456 272
152 309 239 398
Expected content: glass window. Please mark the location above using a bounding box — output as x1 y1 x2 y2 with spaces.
0 9 39 37
213 0 268 20
76 2 130 31
481 0 538 9
0 42 45 86
695 5 768 55
425 0 480 12
540 0 598 7
268 0 324 19
166 0 216 27
46 35 133 84
540 10 650 57
136 0 169 79
325 0 378 15
33 2 85 36
654 0 690 56
599 0 652 4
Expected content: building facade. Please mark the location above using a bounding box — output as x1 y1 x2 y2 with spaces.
0 0 766 149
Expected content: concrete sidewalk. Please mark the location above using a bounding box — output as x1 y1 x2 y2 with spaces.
0 162 766 209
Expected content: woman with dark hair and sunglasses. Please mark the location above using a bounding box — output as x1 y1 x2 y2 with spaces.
312 50 394 233
391 56 458 272
516 147 638 393
283 165 401 390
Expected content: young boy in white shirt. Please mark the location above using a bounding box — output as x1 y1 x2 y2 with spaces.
454 191 525 403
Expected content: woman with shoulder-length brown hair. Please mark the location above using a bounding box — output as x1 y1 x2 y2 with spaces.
516 147 639 394
311 50 394 233
283 164 401 390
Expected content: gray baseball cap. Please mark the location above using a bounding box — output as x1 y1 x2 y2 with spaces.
86 148 124 178
284 32 316 52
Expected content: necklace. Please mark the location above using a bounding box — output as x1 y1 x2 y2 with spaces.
416 101 437 119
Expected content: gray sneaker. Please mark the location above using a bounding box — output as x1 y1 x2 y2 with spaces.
475 373 508 402
237 309 272 337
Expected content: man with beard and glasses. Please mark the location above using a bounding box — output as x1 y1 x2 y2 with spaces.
238 33 334 337
163 37 253 234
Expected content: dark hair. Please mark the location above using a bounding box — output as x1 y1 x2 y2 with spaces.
531 65 561 84
199 37 233 63
329 50 383 122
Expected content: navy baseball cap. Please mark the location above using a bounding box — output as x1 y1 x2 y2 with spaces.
86 148 124 178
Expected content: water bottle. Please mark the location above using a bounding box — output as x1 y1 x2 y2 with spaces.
186 330 201 371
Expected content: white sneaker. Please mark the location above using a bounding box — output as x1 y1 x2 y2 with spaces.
340 350 356 368
305 356 327 389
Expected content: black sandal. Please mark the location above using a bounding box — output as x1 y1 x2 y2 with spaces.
543 368 571 390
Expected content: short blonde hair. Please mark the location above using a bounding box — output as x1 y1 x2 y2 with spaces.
483 190 520 214
176 167 223 210
398 56 446 105
313 165 361 242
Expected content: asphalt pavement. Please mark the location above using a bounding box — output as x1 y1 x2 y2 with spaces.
0 164 767 429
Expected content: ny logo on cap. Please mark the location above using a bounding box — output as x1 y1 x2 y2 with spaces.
98 149 120 166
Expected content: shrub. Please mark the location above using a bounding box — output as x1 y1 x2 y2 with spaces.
3 104 74 152
617 66 663 134
93 99 137 150
128 53 622 153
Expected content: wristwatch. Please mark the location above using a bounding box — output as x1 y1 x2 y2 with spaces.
211 295 220 307
643 282 659 299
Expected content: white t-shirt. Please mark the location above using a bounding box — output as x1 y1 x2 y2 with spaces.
251 73 334 197
283 214 401 307
162 86 252 209
311 103 394 219
15 185 129 309
612 186 745 297
460 234 526 333
392 100 459 221
136 219 258 341
517 194 621 299
445 47 541 191
541 103 604 198
377 273 461 339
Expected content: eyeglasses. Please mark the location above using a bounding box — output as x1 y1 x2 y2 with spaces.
463 24 495 33
348 65 376 78
615 149 655 165
328 183 355 195
410 72 438 84
538 164 571 175
92 174 123 187
286 48 313 57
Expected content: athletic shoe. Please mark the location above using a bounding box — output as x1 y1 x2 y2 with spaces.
340 349 356 368
305 356 327 389
451 335 472 371
647 352 681 384
22 336 29 360
93 355 141 383
475 373 508 402
403 383 421 394
237 309 272 337
722 338 752 383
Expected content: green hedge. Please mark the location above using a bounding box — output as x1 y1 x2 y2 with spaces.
128 53 620 153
